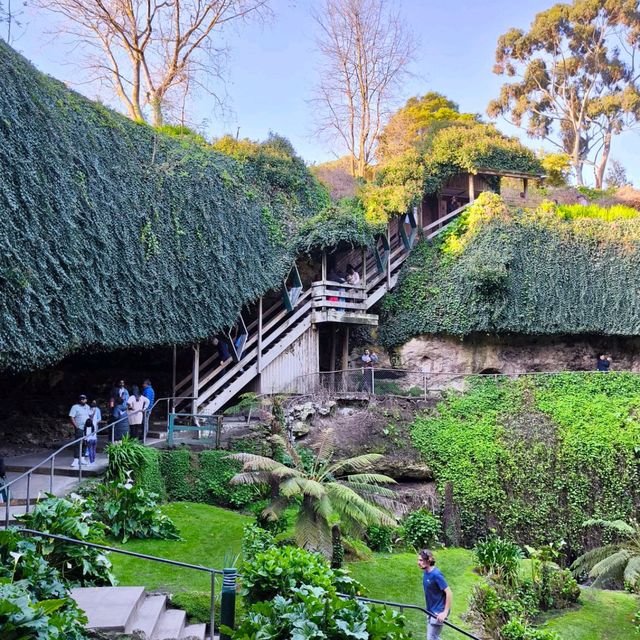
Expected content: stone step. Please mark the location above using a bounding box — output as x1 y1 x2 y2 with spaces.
70 586 146 632
182 623 206 640
153 608 186 640
2 471 80 505
128 594 167 638
5 451 108 478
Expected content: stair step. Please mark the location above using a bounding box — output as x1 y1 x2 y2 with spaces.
127 594 167 637
153 608 187 640
181 623 206 640
70 586 146 632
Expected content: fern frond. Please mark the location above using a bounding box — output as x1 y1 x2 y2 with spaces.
623 554 640 587
571 544 620 575
230 471 271 486
583 519 636 537
345 473 397 485
326 453 383 476
590 549 632 587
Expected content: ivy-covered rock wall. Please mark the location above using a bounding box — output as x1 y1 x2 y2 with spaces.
380 193 640 346
0 42 327 372
411 373 640 556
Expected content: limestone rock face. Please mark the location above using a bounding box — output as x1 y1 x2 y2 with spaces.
372 458 433 482
398 334 640 375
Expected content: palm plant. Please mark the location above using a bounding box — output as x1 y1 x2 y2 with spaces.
571 518 640 590
228 436 398 556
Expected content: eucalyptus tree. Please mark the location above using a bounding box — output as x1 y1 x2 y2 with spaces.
312 0 415 179
229 437 398 557
35 0 272 126
488 0 640 187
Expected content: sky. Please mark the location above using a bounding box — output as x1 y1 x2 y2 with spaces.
5 0 639 185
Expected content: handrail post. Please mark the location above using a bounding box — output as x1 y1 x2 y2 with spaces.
192 344 200 417
25 472 31 514
220 568 237 640
168 413 174 446
210 571 217 638
216 415 223 449
257 296 263 374
5 486 10 527
49 456 55 493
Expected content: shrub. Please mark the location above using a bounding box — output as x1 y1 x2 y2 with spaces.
88 476 180 543
474 535 523 585
105 435 147 482
0 582 88 640
170 591 243 629
17 496 115 586
241 524 275 562
366 525 397 553
240 546 363 605
500 617 560 640
402 509 441 550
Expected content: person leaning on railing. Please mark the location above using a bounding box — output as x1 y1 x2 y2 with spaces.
361 349 378 393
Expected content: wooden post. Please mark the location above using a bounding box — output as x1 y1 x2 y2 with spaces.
191 344 200 416
257 297 263 374
362 248 367 288
171 344 177 413
523 177 529 199
321 250 327 281
341 326 350 392
386 227 392 289
330 326 337 390
468 173 475 202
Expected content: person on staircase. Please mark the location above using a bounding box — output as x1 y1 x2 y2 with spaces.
112 395 129 441
213 336 232 367
69 394 91 468
142 379 155 433
84 417 98 466
361 349 378 393
345 264 360 286
127 385 150 440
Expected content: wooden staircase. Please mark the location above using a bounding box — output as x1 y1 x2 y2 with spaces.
175 206 467 416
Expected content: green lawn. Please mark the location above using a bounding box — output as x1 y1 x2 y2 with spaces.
110 503 639 639
348 549 480 637
111 502 250 592
541 587 638 640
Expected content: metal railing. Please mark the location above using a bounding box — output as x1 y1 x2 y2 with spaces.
338 593 481 640
16 528 227 635
282 367 631 399
144 395 195 444
2 410 147 527
167 412 224 446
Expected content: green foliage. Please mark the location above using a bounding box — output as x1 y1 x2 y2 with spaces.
234 545 410 640
229 440 397 557
402 510 441 550
159 448 263 509
16 496 115 586
240 545 362 605
557 203 639 221
241 524 275 562
365 525 397 553
0 43 328 373
0 582 88 640
570 518 640 591
539 152 571 187
408 374 640 554
293 198 382 254
106 436 165 498
88 475 180 543
170 589 244 629
474 535 524 586
381 194 640 345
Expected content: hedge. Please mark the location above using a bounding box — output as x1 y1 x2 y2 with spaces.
158 448 262 509
0 41 328 373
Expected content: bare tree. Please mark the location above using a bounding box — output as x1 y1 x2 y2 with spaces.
312 0 414 178
35 0 271 126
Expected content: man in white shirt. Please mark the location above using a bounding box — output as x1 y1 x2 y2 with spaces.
69 394 92 468
127 386 150 440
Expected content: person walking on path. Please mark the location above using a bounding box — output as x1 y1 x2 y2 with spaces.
84 417 98 466
418 549 452 640
112 395 129 441
69 394 92 468
127 385 150 440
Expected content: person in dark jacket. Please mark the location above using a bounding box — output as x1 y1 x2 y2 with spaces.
597 354 612 372
0 457 7 503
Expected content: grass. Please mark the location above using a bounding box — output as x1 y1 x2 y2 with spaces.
110 502 250 593
110 503 639 639
348 548 481 637
540 587 639 640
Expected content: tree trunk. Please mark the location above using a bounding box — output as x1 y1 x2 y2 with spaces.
150 93 164 127
572 136 584 186
331 523 344 568
594 130 612 190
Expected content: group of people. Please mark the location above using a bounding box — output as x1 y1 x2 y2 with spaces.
68 378 155 468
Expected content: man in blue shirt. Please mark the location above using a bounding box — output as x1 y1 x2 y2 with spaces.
418 549 452 640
